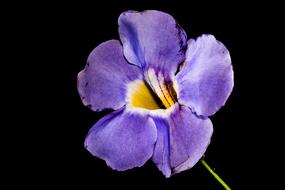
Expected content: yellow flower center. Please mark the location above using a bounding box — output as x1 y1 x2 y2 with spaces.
127 69 178 110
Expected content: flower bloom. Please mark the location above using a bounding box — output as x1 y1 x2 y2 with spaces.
78 10 233 177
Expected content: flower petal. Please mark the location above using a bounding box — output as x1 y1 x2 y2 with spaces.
85 107 157 171
151 104 213 176
169 105 213 174
151 117 171 177
77 40 142 112
176 35 234 116
118 10 187 78
175 34 234 116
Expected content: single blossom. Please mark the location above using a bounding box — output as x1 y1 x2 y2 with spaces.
78 10 233 177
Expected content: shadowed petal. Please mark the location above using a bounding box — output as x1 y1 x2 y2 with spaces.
151 104 213 176
77 40 142 112
118 10 187 78
151 117 171 177
175 34 234 116
85 107 157 171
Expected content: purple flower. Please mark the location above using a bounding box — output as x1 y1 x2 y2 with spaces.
77 10 233 177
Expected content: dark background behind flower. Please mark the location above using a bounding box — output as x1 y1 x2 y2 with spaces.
5 0 279 189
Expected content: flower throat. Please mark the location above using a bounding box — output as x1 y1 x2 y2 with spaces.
128 69 178 110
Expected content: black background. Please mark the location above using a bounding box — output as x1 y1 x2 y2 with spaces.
6 0 277 189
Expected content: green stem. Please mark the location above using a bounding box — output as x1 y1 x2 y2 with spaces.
200 159 231 190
